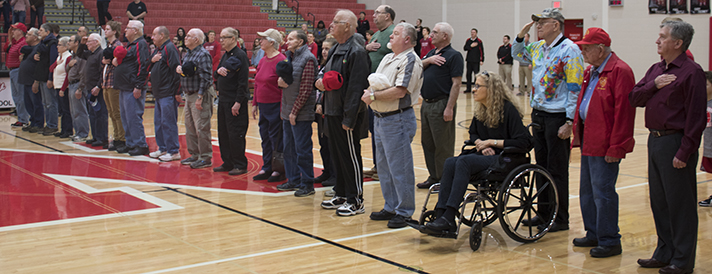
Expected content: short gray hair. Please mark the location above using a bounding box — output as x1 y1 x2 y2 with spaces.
88 33 105 49
27 27 39 37
189 28 205 44
396 22 417 46
58 36 70 47
661 20 694 52
264 36 279 50
434 22 454 40
128 20 144 35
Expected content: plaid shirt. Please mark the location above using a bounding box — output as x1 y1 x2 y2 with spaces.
180 44 212 95
291 59 315 116
102 38 124 89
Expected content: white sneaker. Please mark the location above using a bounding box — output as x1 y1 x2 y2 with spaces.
336 201 365 216
159 153 181 162
72 136 87 142
149 150 166 158
324 189 335 197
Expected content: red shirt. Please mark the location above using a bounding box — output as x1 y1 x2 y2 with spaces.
420 37 434 59
629 53 707 162
307 42 318 58
203 41 222 73
253 53 287 105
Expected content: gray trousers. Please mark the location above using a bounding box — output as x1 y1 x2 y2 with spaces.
184 92 213 161
420 98 456 182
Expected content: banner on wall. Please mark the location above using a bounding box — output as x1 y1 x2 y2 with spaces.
650 0 668 13
0 77 14 109
691 0 710 13
670 0 689 13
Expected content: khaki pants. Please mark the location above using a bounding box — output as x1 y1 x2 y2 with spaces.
498 64 513 90
184 92 213 161
518 65 532 93
103 87 125 141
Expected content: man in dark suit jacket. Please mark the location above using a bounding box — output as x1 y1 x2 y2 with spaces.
463 28 483 93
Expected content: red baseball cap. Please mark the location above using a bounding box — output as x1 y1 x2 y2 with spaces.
10 23 27 33
113 46 127 65
575 27 611 47
323 71 343 91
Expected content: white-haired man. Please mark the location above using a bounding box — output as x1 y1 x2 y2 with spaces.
114 20 150 156
80 33 109 148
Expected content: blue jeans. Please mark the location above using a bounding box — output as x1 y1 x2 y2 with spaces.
283 120 314 186
29 6 43 28
12 11 25 24
154 96 180 154
120 89 147 148
9 69 29 124
435 153 497 210
88 88 108 142
23 84 43 128
579 155 621 246
258 102 283 172
68 83 89 138
39 81 58 129
374 109 418 216
57 88 72 134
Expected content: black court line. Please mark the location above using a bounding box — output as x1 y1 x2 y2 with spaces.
165 187 429 274
0 130 66 153
2 131 427 273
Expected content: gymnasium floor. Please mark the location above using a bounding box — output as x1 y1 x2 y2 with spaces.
0 91 710 273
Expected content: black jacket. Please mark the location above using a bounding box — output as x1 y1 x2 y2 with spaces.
114 36 150 91
321 35 370 129
215 45 249 103
496 44 513 65
80 46 104 92
463 37 484 63
18 45 38 86
149 40 181 99
34 33 57 82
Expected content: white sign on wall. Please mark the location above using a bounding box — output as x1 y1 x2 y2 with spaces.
0 77 15 109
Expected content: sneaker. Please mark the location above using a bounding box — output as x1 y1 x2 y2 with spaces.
190 159 212 169
128 146 150 156
336 201 365 216
370 209 396 221
28 126 41 133
72 136 88 142
159 153 181 162
294 185 315 197
700 195 712 207
276 180 300 191
387 215 411 228
324 189 335 197
42 127 58 136
11 121 25 128
149 150 166 158
321 196 347 209
181 156 198 165
22 125 32 131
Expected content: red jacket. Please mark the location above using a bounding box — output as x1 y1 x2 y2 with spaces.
572 52 636 159
4 37 27 69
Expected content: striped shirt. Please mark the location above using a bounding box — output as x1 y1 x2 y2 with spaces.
180 45 213 95
371 47 423 112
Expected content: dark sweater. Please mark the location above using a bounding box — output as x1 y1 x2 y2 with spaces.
79 46 104 92
468 101 533 154
149 40 181 99
215 45 249 103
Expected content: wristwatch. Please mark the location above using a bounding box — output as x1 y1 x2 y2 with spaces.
565 120 573 126
369 91 375 101
493 140 498 146
197 95 203 100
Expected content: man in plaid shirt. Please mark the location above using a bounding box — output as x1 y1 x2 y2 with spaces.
177 28 214 169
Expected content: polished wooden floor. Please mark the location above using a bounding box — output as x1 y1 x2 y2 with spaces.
0 91 711 274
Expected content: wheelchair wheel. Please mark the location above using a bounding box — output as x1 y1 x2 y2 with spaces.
461 191 498 227
469 219 483 251
497 164 558 243
419 210 436 225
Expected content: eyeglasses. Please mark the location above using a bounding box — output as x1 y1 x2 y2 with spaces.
332 21 348 25
219 36 234 40
481 71 490 77
536 20 557 27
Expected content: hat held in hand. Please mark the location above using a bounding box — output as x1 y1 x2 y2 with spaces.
367 73 391 92
223 56 242 72
181 61 197 77
113 46 127 65
276 59 293 85
322 71 343 91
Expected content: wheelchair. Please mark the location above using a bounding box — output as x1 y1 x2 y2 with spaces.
412 125 559 251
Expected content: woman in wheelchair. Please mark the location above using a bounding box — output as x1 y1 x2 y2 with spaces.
420 71 533 235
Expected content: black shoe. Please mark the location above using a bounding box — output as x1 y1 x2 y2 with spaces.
86 138 96 145
268 174 286 182
42 127 58 136
22 125 32 131
387 215 411 228
228 168 247 175
108 141 124 151
190 160 212 169
320 177 336 187
59 132 72 138
590 244 622 258
370 209 396 221
91 140 105 147
180 156 198 165
658 265 692 274
637 258 669 268
128 146 149 156
28 126 41 133
294 185 315 197
521 216 543 226
573 237 598 247
423 217 456 234
252 172 271 180
116 145 130 153
213 165 232 172
276 180 300 191
53 131 63 137
539 222 569 232
313 173 331 184
416 179 437 189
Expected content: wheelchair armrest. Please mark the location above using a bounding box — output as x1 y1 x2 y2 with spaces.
464 140 475 146
502 146 529 154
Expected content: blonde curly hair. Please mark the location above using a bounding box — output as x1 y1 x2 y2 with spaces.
473 71 521 128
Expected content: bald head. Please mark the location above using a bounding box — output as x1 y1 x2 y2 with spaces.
152 26 170 46
331 10 357 43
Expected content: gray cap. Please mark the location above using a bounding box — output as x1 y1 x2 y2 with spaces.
532 8 565 23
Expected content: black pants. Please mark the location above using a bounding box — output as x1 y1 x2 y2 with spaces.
648 132 698 272
465 61 480 92
531 109 570 226
316 113 335 179
96 1 112 26
217 100 248 170
58 91 73 135
326 112 365 204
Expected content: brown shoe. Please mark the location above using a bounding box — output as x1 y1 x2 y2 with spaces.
637 258 668 268
658 265 692 274
416 179 437 189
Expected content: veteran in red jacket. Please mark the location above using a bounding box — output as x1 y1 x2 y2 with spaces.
570 27 636 258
